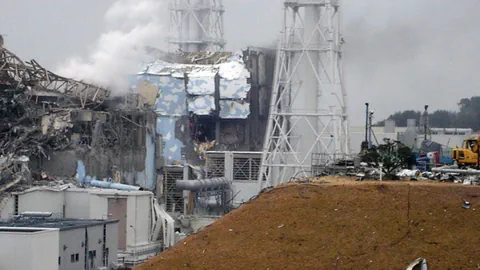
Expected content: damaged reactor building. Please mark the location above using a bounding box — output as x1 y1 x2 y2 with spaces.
0 41 274 196
0 37 157 191
134 48 275 216
0 0 276 267
0 30 274 269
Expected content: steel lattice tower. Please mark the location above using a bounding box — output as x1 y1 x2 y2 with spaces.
169 0 226 52
258 0 350 189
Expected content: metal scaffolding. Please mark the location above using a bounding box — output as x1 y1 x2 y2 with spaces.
168 0 226 52
258 0 350 189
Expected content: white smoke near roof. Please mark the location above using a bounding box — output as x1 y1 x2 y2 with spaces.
56 0 166 95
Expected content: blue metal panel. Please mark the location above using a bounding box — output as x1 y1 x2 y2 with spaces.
133 74 187 116
219 78 251 99
219 100 250 119
156 116 184 165
156 76 187 116
218 60 247 80
188 95 215 115
187 77 215 95
143 128 156 189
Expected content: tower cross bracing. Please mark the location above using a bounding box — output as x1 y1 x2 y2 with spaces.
169 0 225 52
258 0 350 189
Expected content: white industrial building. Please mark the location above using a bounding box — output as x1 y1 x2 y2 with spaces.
0 186 175 268
0 215 118 270
350 121 473 154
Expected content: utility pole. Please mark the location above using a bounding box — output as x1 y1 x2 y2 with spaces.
364 103 369 149
368 110 374 149
424 105 429 141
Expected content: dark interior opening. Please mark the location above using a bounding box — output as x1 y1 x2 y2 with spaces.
190 116 216 143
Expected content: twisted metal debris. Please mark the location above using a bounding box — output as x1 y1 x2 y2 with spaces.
0 36 111 191
0 39 110 107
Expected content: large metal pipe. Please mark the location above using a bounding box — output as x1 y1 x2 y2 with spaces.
20 212 53 218
176 177 230 192
436 164 459 170
432 168 480 175
197 198 221 208
77 160 143 191
88 179 144 191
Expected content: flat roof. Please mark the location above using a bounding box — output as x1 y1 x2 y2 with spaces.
13 186 153 197
85 188 152 196
0 218 118 231
0 228 45 233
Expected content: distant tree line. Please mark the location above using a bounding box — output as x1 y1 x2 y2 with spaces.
377 96 480 131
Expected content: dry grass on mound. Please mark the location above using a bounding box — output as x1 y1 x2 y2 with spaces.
138 180 480 270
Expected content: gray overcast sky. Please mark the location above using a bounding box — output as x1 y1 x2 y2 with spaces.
1 0 480 124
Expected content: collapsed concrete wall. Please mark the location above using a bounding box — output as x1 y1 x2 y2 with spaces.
0 40 160 194
29 108 157 190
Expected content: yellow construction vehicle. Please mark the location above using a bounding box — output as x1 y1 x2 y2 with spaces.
452 135 480 167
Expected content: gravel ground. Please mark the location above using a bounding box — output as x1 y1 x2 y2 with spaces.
138 179 480 270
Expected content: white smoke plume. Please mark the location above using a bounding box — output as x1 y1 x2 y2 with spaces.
56 0 166 95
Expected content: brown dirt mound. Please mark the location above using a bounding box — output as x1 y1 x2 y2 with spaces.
138 180 480 270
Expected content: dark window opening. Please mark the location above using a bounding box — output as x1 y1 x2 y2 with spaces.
71 253 79 263
103 248 109 266
191 117 216 143
89 250 96 258
14 195 18 215
72 123 92 146
58 257 61 265
89 250 97 269
136 115 146 147
467 140 476 150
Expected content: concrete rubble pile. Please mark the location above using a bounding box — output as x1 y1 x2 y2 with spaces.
314 155 480 186
313 160 389 180
0 155 31 193
0 92 71 156
395 165 480 185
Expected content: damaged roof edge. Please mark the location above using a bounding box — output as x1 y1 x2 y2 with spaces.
0 45 110 105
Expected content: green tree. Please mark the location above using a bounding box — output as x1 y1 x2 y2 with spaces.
378 95 480 131
361 139 414 179
457 97 480 130
377 110 421 127
429 110 457 128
